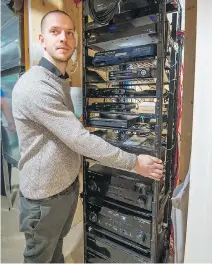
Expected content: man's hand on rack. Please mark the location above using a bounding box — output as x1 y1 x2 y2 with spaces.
134 155 163 180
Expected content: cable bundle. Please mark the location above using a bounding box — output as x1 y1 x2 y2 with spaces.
88 0 121 25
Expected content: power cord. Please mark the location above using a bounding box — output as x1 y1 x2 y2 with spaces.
88 0 121 25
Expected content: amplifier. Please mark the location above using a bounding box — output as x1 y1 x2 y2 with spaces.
108 68 154 80
92 44 157 66
87 164 154 211
88 88 136 97
86 227 151 263
89 102 136 111
87 202 152 248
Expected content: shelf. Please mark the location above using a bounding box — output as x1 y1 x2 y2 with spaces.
88 110 141 115
87 123 153 134
88 94 157 99
89 131 166 157
88 110 168 116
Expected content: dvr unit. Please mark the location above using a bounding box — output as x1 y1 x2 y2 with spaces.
108 68 155 80
88 88 136 97
88 114 139 128
89 102 136 111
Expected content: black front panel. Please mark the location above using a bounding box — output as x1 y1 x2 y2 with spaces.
86 202 152 248
86 227 151 263
87 164 154 211
108 68 154 80
89 102 136 111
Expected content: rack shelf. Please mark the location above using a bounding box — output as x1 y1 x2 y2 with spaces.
82 1 182 263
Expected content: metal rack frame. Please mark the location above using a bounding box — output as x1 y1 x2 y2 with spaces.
82 0 182 262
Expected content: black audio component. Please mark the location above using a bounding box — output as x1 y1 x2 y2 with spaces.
108 68 154 80
89 114 139 128
92 44 157 66
86 227 151 263
86 201 152 248
87 164 154 211
88 88 136 97
91 130 166 157
89 102 136 111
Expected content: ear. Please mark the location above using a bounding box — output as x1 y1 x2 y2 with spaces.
39 34 46 49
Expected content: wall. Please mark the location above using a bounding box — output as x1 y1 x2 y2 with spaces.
184 0 212 262
179 0 197 183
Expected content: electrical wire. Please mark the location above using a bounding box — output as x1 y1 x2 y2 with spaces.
88 0 121 25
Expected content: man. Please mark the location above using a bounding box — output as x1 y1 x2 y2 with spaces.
12 10 163 263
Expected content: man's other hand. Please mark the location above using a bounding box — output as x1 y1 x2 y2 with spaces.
134 154 163 180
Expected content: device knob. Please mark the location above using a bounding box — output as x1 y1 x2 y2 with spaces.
135 183 147 195
140 69 147 76
137 195 147 207
89 212 98 223
136 231 146 243
88 180 98 191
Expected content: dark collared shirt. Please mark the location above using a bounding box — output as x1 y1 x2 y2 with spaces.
38 57 69 80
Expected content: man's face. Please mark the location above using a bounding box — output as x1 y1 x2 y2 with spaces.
39 13 76 63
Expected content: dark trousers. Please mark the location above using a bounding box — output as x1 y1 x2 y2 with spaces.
19 178 79 263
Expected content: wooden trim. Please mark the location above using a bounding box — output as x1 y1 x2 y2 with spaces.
179 0 197 183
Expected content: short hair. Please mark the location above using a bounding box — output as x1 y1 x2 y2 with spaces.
41 10 74 33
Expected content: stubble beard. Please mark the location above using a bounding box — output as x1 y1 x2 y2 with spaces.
52 52 73 63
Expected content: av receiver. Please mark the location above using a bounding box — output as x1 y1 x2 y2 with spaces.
87 164 154 211
87 202 152 248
